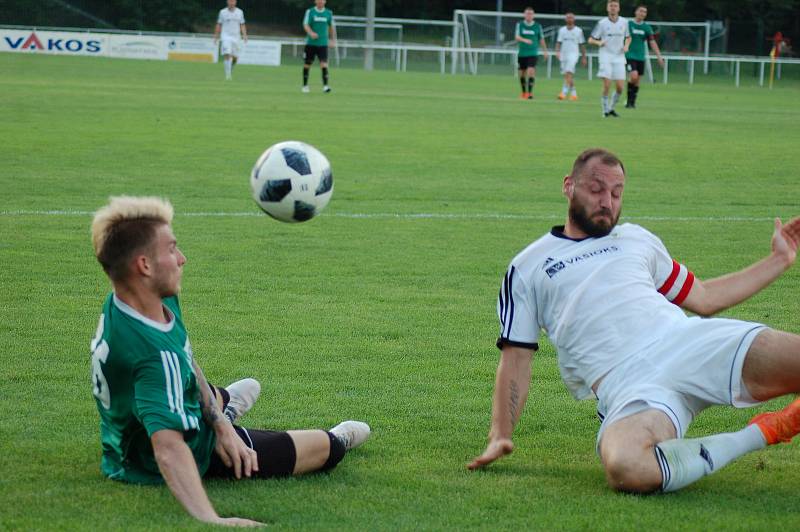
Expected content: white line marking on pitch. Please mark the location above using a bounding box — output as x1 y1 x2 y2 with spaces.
0 210 779 222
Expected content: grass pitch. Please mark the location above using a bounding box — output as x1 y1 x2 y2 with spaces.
1 52 800 530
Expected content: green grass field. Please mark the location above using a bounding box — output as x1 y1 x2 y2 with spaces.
1 52 800 530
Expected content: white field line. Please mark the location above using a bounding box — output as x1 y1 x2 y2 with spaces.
0 210 780 222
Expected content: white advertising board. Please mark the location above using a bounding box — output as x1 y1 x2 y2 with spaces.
238 40 281 66
167 37 217 62
108 34 168 60
0 29 107 56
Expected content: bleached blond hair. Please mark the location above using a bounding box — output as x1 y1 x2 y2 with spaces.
91 196 174 280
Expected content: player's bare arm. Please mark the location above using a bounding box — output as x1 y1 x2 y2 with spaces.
588 37 604 47
329 22 336 45
540 38 549 59
193 359 258 479
623 36 631 53
468 345 534 470
681 217 800 316
152 429 262 527
213 23 221 43
650 39 665 66
581 45 588 66
554 41 561 60
241 23 248 43
304 23 318 40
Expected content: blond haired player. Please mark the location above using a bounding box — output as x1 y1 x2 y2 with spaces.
588 1 630 117
90 196 369 526
470 148 800 494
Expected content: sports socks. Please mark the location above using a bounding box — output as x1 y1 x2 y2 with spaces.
322 67 329 86
321 431 346 471
519 76 526 93
527 77 535 93
627 84 640 106
654 425 766 492
224 58 232 79
303 67 309 86
601 95 609 114
610 91 620 111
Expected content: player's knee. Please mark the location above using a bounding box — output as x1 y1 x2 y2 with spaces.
602 447 662 494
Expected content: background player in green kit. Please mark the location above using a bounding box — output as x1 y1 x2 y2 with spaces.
89 196 369 526
625 5 664 108
302 0 336 93
514 7 548 99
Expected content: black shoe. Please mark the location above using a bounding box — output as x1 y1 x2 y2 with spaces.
625 102 633 108
604 112 610 117
608 110 620 117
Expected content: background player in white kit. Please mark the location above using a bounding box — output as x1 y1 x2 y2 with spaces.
588 1 630 117
213 0 247 81
555 12 587 101
469 148 800 494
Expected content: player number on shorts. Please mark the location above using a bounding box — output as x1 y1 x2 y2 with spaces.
91 315 111 409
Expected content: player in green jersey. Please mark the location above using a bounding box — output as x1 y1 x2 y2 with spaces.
90 196 370 526
625 5 664 108
302 0 336 93
514 7 549 99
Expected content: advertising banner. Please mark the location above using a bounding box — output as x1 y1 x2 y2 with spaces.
1 29 107 56
238 40 282 66
167 37 217 63
108 35 168 60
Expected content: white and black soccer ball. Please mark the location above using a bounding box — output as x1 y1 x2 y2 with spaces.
250 141 333 223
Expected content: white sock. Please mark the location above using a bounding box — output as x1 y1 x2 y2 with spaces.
655 425 766 492
570 86 577 96
562 84 568 94
610 91 620 110
601 95 609 113
224 58 232 78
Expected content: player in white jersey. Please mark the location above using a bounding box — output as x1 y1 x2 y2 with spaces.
555 12 587 101
213 0 247 80
469 148 800 494
588 1 630 117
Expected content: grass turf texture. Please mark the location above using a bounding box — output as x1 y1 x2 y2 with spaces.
1 53 800 530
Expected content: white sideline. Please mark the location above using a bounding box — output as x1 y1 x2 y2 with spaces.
0 210 779 222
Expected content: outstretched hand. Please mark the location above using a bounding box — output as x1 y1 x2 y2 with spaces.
467 438 514 470
213 517 265 527
772 217 800 266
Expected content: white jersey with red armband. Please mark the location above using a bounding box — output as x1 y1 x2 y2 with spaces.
497 223 696 400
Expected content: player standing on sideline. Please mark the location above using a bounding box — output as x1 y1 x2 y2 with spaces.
514 7 548 100
468 148 800 494
302 0 336 93
555 12 587 101
625 5 665 108
588 1 630 117
213 0 247 81
90 196 370 526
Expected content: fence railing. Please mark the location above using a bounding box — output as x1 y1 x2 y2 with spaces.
3 25 798 87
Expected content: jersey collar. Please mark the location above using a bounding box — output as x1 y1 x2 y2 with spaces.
113 294 175 332
550 225 593 242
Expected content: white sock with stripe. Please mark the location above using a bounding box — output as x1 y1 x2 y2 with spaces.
224 58 232 78
601 95 609 113
610 91 620 110
654 425 766 492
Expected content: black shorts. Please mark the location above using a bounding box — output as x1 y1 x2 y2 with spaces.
626 59 645 75
304 45 328 64
205 426 297 479
517 55 538 70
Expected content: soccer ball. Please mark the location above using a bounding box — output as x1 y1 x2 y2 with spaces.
250 141 333 223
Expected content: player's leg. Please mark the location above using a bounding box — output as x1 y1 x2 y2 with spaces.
599 409 675 492
302 46 314 92
526 65 536 99
518 64 527 99
320 47 331 93
601 77 612 116
607 69 624 116
223 54 233 80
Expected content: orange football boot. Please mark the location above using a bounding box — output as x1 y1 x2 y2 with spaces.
558 92 566 100
749 396 800 445
569 94 579 101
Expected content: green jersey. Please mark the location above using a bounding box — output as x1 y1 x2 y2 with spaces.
626 20 655 61
516 21 543 58
304 7 334 46
90 294 215 485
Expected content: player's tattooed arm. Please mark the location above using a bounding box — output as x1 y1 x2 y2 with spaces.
192 360 226 427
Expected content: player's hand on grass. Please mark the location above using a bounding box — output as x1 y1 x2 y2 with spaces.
773 217 800 266
213 517 265 527
214 422 259 479
467 438 514 470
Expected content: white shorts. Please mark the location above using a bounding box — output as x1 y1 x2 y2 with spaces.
560 55 579 74
220 37 241 57
597 60 626 80
595 317 766 452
